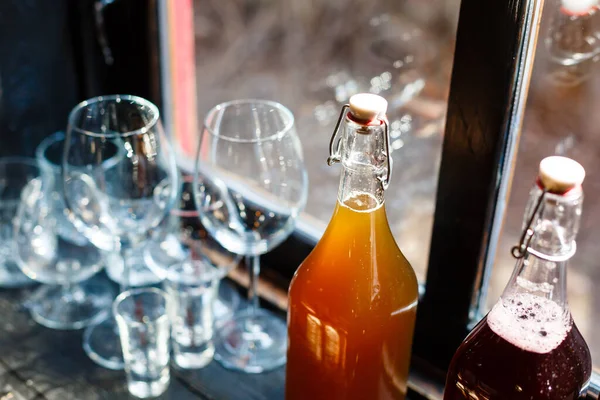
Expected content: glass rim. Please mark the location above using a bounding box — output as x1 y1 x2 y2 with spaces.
0 156 40 172
36 131 65 172
113 287 169 325
37 131 123 173
67 94 160 139
203 99 295 143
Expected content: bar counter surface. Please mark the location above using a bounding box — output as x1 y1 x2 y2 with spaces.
0 277 288 400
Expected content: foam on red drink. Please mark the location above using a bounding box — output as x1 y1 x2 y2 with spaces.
444 293 591 400
487 293 569 354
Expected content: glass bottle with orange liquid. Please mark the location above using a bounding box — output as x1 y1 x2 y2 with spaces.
285 94 419 400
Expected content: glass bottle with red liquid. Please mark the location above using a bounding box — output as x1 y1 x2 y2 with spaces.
444 156 592 400
285 94 419 400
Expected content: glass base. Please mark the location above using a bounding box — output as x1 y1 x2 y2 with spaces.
127 374 170 399
29 278 114 330
83 316 124 370
105 251 162 287
213 308 287 373
0 260 35 288
173 344 215 370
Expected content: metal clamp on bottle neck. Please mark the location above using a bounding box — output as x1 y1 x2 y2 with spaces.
511 188 548 260
326 94 392 190
512 156 585 262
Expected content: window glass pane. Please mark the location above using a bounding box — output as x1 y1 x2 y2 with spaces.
171 0 461 281
487 0 599 365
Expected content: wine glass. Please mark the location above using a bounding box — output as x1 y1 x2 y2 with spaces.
194 99 308 373
62 95 179 369
14 174 114 330
0 158 39 288
11 132 115 329
143 175 242 323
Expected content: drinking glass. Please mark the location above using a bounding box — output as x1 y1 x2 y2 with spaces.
114 288 170 398
194 100 308 373
163 259 225 369
14 176 114 330
0 158 38 288
12 132 115 330
144 175 241 323
63 95 179 369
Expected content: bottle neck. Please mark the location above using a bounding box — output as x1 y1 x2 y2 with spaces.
336 115 387 210
502 185 583 311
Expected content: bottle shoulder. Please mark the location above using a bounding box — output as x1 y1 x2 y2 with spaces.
446 313 592 399
289 223 419 307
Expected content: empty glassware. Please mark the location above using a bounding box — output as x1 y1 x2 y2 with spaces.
144 175 241 323
11 132 115 330
114 288 171 398
194 100 308 373
14 175 114 329
63 95 179 369
164 259 226 369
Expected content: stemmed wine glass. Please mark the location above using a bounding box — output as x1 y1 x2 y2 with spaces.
143 175 242 323
194 99 308 373
12 133 115 329
62 95 179 369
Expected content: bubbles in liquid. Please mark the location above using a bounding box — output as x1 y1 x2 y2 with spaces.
341 192 383 212
487 293 571 354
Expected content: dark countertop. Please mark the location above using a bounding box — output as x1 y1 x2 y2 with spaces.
0 280 285 400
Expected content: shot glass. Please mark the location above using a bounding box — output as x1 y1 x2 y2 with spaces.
114 288 170 398
164 259 225 369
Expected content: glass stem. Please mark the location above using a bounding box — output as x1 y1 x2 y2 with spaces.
247 255 260 313
60 281 75 304
119 245 132 294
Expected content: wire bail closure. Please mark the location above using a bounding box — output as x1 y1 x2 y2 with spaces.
511 187 578 262
326 105 349 167
326 103 392 190
511 188 548 259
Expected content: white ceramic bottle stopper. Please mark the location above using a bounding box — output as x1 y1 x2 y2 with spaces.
348 93 388 123
539 156 586 194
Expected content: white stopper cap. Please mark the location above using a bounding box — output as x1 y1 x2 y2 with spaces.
349 93 388 122
539 156 585 194
561 0 597 15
